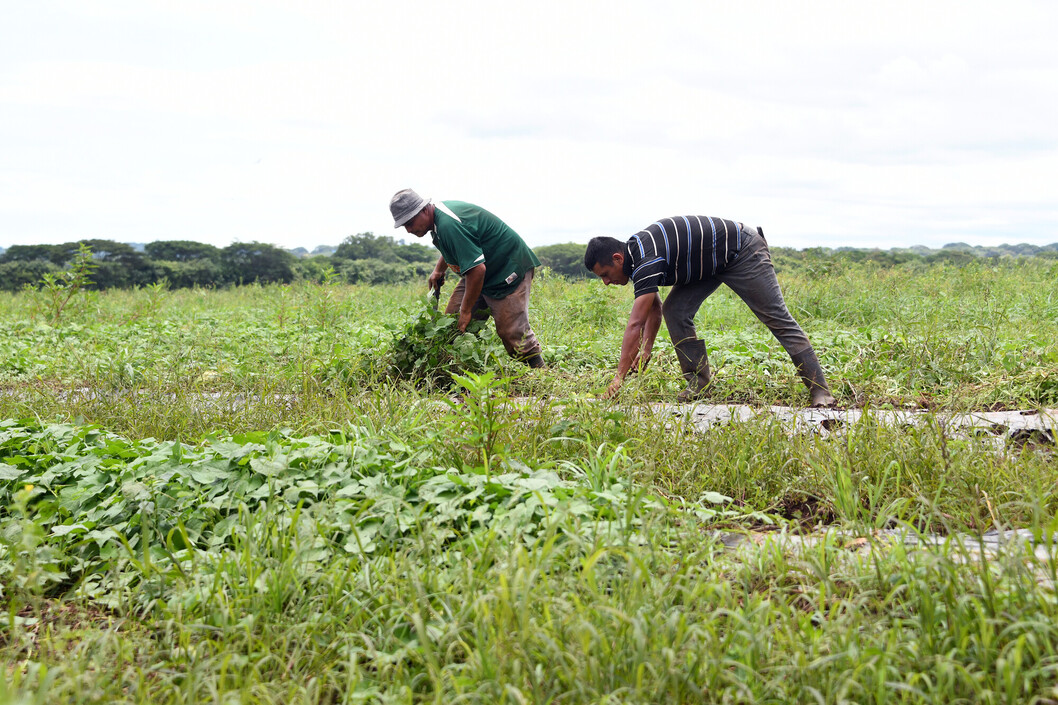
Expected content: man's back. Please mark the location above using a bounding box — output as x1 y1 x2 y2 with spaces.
625 216 744 297
433 200 540 298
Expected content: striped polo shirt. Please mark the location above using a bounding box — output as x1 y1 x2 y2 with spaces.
622 216 744 298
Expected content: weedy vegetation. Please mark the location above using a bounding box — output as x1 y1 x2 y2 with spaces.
1 255 1058 703
386 297 502 389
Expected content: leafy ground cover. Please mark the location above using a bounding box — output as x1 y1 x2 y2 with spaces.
1 255 1058 702
2 397 1057 703
1 257 1057 410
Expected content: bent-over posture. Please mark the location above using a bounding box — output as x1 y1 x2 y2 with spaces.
584 217 835 406
390 188 544 368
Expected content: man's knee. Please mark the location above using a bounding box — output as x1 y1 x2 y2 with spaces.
662 297 695 332
500 329 540 358
663 315 697 346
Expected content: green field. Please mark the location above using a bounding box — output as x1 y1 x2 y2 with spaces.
2 255 1058 703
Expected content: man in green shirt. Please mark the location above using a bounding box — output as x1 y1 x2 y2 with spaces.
390 188 545 368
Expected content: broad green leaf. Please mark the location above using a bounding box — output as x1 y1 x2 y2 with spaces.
51 523 90 537
250 457 286 477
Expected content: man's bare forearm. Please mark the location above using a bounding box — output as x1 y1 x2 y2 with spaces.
615 294 662 380
458 264 486 331
428 257 447 290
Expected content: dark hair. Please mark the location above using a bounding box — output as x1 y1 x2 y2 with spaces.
583 236 624 271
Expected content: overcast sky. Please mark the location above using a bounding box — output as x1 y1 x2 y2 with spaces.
2 0 1056 252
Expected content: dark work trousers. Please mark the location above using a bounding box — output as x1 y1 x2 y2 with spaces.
662 227 813 359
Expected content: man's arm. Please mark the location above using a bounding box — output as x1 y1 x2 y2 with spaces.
428 256 447 292
457 263 486 332
628 295 663 373
604 292 663 398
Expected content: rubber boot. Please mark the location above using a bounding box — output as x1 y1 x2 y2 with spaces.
674 339 711 403
790 349 837 408
525 353 546 369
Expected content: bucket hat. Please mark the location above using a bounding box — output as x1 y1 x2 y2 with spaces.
390 188 430 228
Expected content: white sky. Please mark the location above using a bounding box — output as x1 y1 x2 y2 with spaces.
2 0 1056 251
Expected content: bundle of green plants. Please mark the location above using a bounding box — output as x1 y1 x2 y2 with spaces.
386 296 506 388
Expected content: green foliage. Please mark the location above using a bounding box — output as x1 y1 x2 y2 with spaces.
2 414 1058 702
2 237 1056 293
220 241 297 284
0 417 673 608
331 232 436 285
387 296 503 388
149 257 223 289
23 243 98 324
536 242 589 278
293 254 338 284
0 244 68 266
1 255 1057 409
449 371 510 474
2 254 1058 701
334 231 437 264
0 240 152 291
338 257 433 285
143 240 220 263
0 484 69 604
0 259 61 292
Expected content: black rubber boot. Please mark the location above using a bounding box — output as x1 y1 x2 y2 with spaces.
674 339 711 403
525 353 546 369
790 349 837 408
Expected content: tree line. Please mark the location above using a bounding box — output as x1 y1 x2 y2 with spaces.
2 236 1055 292
0 234 444 292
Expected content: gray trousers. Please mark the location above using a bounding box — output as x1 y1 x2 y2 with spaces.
662 227 813 358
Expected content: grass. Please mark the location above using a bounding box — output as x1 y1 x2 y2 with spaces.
1 256 1058 703
2 258 1057 410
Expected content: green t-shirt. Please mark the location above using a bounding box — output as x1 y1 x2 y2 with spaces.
431 200 541 299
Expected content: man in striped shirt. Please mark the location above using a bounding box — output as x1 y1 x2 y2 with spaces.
584 217 836 407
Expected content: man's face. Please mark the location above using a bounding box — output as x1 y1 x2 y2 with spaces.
591 253 628 286
403 207 433 238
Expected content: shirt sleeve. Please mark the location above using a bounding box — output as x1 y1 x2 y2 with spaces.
628 231 666 297
631 256 666 297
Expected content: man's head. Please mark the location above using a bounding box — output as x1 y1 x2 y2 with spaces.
390 188 434 237
584 236 629 286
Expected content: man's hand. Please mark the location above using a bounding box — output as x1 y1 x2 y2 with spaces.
457 310 472 333
626 352 652 375
427 269 445 292
602 375 624 399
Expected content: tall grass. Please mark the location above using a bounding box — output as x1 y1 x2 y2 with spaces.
5 496 1058 703
2 257 1058 703
2 258 1057 408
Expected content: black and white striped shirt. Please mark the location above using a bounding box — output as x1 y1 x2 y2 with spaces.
622 216 744 298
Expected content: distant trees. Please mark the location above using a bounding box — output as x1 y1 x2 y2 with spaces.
0 259 61 289
535 243 589 278
3 236 1057 293
334 232 436 265
2 244 68 265
145 240 220 262
336 258 434 285
0 239 152 289
220 242 297 284
74 240 153 289
331 232 437 284
144 241 225 288
151 258 224 289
